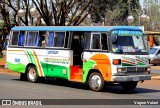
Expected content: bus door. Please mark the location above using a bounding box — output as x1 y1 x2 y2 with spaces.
70 31 84 82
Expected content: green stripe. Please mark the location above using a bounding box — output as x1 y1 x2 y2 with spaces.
122 63 135 66
26 50 33 63
30 50 37 65
28 50 41 76
137 62 146 66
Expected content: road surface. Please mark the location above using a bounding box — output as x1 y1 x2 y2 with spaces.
0 71 160 108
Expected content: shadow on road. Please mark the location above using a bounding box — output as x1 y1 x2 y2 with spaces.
12 77 160 94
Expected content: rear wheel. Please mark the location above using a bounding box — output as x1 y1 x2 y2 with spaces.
153 64 157 66
88 72 105 92
120 81 138 92
27 66 38 83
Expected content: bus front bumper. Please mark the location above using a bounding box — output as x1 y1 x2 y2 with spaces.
111 75 151 82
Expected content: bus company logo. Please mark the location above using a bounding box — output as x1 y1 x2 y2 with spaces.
2 100 11 105
48 51 58 54
15 58 20 62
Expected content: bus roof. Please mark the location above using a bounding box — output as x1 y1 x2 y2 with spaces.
11 26 143 32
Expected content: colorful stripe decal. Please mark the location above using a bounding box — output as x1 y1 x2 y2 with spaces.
33 51 44 77
8 50 30 62
122 60 136 65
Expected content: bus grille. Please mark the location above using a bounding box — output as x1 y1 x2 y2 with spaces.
127 67 145 72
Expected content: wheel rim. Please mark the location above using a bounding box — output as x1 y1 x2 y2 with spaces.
90 75 102 89
28 68 37 81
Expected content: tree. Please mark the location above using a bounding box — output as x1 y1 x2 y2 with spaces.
91 0 141 26
0 1 12 57
32 0 94 26
143 0 160 46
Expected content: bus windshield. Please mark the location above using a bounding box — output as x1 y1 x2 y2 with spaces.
111 30 147 53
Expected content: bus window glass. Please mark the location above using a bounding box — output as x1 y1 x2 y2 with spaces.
26 32 38 46
48 32 54 47
101 33 108 50
54 32 65 47
39 31 46 47
11 31 19 45
64 32 69 48
18 31 25 46
91 34 101 49
84 32 91 50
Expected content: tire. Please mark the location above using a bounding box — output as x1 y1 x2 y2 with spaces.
88 72 105 92
153 64 157 66
20 73 27 81
120 81 138 92
27 66 38 83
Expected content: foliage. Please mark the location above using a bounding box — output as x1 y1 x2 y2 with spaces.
91 0 141 26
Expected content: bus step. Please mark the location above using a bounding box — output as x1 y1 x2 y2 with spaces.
78 69 83 73
70 73 82 82
70 79 82 82
75 73 82 80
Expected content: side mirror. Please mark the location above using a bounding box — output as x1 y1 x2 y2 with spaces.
112 33 118 44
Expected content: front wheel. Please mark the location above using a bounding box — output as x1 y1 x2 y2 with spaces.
120 81 138 92
88 72 105 92
27 66 38 83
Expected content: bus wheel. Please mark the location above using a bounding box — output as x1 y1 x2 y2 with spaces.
88 72 104 92
27 66 38 83
20 73 27 81
120 81 138 92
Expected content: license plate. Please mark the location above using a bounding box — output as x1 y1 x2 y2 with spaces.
133 76 139 81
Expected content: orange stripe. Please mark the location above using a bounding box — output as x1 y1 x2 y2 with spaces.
8 50 30 62
122 60 136 65
33 51 43 77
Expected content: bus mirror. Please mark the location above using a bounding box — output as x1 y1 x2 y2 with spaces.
112 33 118 44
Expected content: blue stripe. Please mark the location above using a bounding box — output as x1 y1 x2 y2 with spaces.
11 26 143 32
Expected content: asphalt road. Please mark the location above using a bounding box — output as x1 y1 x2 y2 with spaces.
151 66 160 74
0 71 160 108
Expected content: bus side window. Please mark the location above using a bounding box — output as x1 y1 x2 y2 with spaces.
84 32 91 50
48 32 54 47
18 31 25 46
64 32 69 48
54 32 65 47
91 34 101 49
11 31 19 45
39 31 46 47
26 31 38 46
101 33 108 50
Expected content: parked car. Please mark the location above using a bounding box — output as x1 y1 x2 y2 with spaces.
149 46 160 66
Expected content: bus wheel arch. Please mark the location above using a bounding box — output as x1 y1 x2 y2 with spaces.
87 69 105 92
26 64 39 83
20 63 36 81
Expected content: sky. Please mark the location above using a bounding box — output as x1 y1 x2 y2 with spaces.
140 0 144 8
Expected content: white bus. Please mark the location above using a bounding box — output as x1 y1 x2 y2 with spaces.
6 26 151 92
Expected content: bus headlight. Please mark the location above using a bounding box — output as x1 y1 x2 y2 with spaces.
117 68 127 72
146 67 151 72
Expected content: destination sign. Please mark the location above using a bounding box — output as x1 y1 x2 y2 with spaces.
111 30 143 36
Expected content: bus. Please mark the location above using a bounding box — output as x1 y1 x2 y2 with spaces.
6 26 151 92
